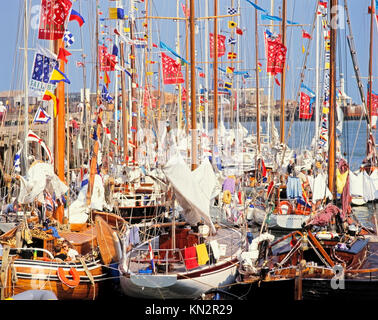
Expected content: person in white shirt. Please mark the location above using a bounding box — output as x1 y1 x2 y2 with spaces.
62 240 79 262
0 101 7 125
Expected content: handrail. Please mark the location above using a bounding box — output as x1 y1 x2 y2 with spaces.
11 247 54 260
269 230 304 248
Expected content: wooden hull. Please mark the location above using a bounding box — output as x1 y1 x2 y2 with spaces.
233 276 378 300
3 258 109 300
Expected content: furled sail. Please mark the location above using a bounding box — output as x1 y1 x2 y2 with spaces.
163 155 217 234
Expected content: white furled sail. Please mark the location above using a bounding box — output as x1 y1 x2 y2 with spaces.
163 155 217 234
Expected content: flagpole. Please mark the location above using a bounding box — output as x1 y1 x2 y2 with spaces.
23 0 29 171
176 0 182 131
114 0 120 158
368 0 375 130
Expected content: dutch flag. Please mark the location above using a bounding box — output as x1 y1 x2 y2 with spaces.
148 241 155 273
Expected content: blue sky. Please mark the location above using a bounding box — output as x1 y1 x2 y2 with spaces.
0 0 376 105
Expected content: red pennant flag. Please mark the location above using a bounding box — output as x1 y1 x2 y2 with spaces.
199 72 205 78
274 77 281 86
302 30 312 39
104 71 111 89
209 33 226 59
266 34 287 76
182 87 187 101
99 45 117 71
299 92 313 119
161 52 185 85
58 47 72 63
38 0 73 40
236 28 243 35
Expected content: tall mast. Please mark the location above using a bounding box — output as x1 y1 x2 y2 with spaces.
368 0 375 127
213 0 219 152
279 0 287 144
204 0 209 134
190 0 197 170
130 0 138 163
267 0 275 143
314 2 320 153
328 0 337 200
255 0 261 153
23 0 29 169
120 42 129 165
185 0 190 135
176 0 182 131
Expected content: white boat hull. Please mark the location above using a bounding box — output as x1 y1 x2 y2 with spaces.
252 208 309 230
119 257 239 299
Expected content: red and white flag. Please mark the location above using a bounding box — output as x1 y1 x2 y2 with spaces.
38 0 72 40
299 92 313 119
209 33 226 58
367 90 378 116
265 33 287 76
99 45 117 72
161 52 185 85
26 130 54 164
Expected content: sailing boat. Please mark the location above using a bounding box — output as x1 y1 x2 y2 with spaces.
117 1 244 299
236 0 375 300
0 0 128 300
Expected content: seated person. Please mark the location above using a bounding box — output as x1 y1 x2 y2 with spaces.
53 245 67 261
62 240 79 262
3 201 20 214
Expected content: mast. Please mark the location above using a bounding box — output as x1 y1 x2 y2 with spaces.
120 42 129 165
267 0 275 143
130 1 138 163
368 0 375 127
23 0 29 170
255 0 261 153
328 0 337 200
279 0 287 144
204 0 209 134
185 0 190 136
314 2 320 153
190 0 197 170
176 0 182 131
213 0 219 153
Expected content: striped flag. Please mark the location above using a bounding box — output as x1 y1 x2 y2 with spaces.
13 147 23 172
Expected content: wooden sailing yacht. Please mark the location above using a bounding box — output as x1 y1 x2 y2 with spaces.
117 0 244 299
0 0 126 300
236 0 376 300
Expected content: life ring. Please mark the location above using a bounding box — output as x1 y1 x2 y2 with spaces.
57 267 80 288
222 190 232 204
277 201 293 215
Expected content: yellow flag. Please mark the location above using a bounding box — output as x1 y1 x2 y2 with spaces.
302 45 305 53
322 107 329 114
195 244 209 265
146 71 154 76
228 20 237 29
43 90 57 117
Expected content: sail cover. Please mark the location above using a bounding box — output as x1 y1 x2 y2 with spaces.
163 155 217 234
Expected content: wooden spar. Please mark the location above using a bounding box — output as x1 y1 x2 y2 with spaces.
185 0 190 135
368 0 374 128
213 0 219 148
190 0 197 171
120 43 129 165
255 1 260 153
279 0 287 144
54 38 66 223
328 0 337 200
23 0 29 170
